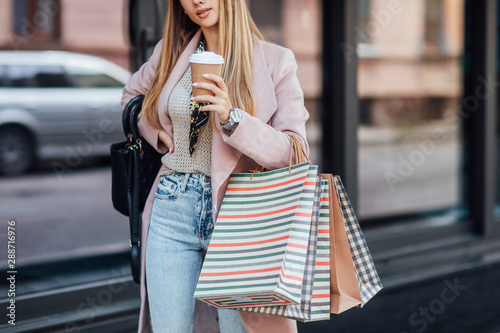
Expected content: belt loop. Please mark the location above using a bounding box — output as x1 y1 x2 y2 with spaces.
180 173 190 193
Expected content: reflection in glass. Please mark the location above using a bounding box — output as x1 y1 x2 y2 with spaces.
357 0 465 220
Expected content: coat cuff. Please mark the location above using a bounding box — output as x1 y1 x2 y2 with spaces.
220 110 247 143
220 110 290 170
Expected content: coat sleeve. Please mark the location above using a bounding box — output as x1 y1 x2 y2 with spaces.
121 40 168 154
220 48 310 170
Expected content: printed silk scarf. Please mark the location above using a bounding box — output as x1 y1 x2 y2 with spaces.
189 36 209 156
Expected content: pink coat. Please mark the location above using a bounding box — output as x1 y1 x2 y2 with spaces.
122 30 309 333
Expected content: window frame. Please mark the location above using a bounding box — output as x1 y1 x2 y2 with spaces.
464 0 499 237
13 0 61 42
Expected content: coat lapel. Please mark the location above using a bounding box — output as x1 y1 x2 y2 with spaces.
252 36 279 124
211 36 278 212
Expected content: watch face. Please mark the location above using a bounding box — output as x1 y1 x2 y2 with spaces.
231 108 242 122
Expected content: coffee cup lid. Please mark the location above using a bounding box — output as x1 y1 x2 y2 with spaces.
189 52 224 65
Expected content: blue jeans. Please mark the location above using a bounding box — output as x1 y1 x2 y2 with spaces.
145 172 247 333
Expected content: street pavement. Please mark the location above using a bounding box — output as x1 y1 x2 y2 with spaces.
0 164 129 269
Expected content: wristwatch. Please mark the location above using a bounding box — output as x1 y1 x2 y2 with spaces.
221 107 242 131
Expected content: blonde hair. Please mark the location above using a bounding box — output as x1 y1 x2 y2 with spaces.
142 0 264 129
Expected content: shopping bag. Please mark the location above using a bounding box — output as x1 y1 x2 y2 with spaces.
194 161 319 308
333 176 383 306
319 173 362 314
286 135 381 314
319 173 383 314
310 177 332 320
237 176 331 322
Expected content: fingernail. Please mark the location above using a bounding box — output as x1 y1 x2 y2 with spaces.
202 74 209 78
190 97 194 101
192 83 198 86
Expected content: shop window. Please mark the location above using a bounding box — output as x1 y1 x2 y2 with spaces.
424 0 445 54
357 0 371 44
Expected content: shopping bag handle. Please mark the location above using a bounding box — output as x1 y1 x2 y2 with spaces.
250 135 310 179
288 135 310 167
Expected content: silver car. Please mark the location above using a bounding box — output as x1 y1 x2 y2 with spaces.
0 51 131 175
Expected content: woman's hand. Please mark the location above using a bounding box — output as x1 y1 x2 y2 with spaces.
191 74 232 123
158 130 174 153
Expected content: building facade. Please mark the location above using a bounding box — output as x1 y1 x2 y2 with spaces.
0 0 130 68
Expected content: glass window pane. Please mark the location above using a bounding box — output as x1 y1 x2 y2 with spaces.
66 66 124 88
36 0 58 36
357 0 465 221
13 0 28 36
13 0 60 40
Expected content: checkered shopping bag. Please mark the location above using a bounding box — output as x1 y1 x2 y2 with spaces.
333 176 383 306
319 173 383 314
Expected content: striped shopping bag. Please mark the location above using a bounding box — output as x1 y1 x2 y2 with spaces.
194 161 318 308
237 176 331 322
310 178 331 320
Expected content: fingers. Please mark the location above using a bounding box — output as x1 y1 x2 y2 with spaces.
192 75 232 122
192 82 224 97
191 94 231 122
198 102 228 115
191 94 217 105
201 73 228 92
158 130 174 153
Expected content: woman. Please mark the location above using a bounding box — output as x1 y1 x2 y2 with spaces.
122 0 310 332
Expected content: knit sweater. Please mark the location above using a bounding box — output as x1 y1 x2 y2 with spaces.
159 65 212 176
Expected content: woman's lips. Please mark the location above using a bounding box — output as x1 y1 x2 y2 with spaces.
196 8 211 18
